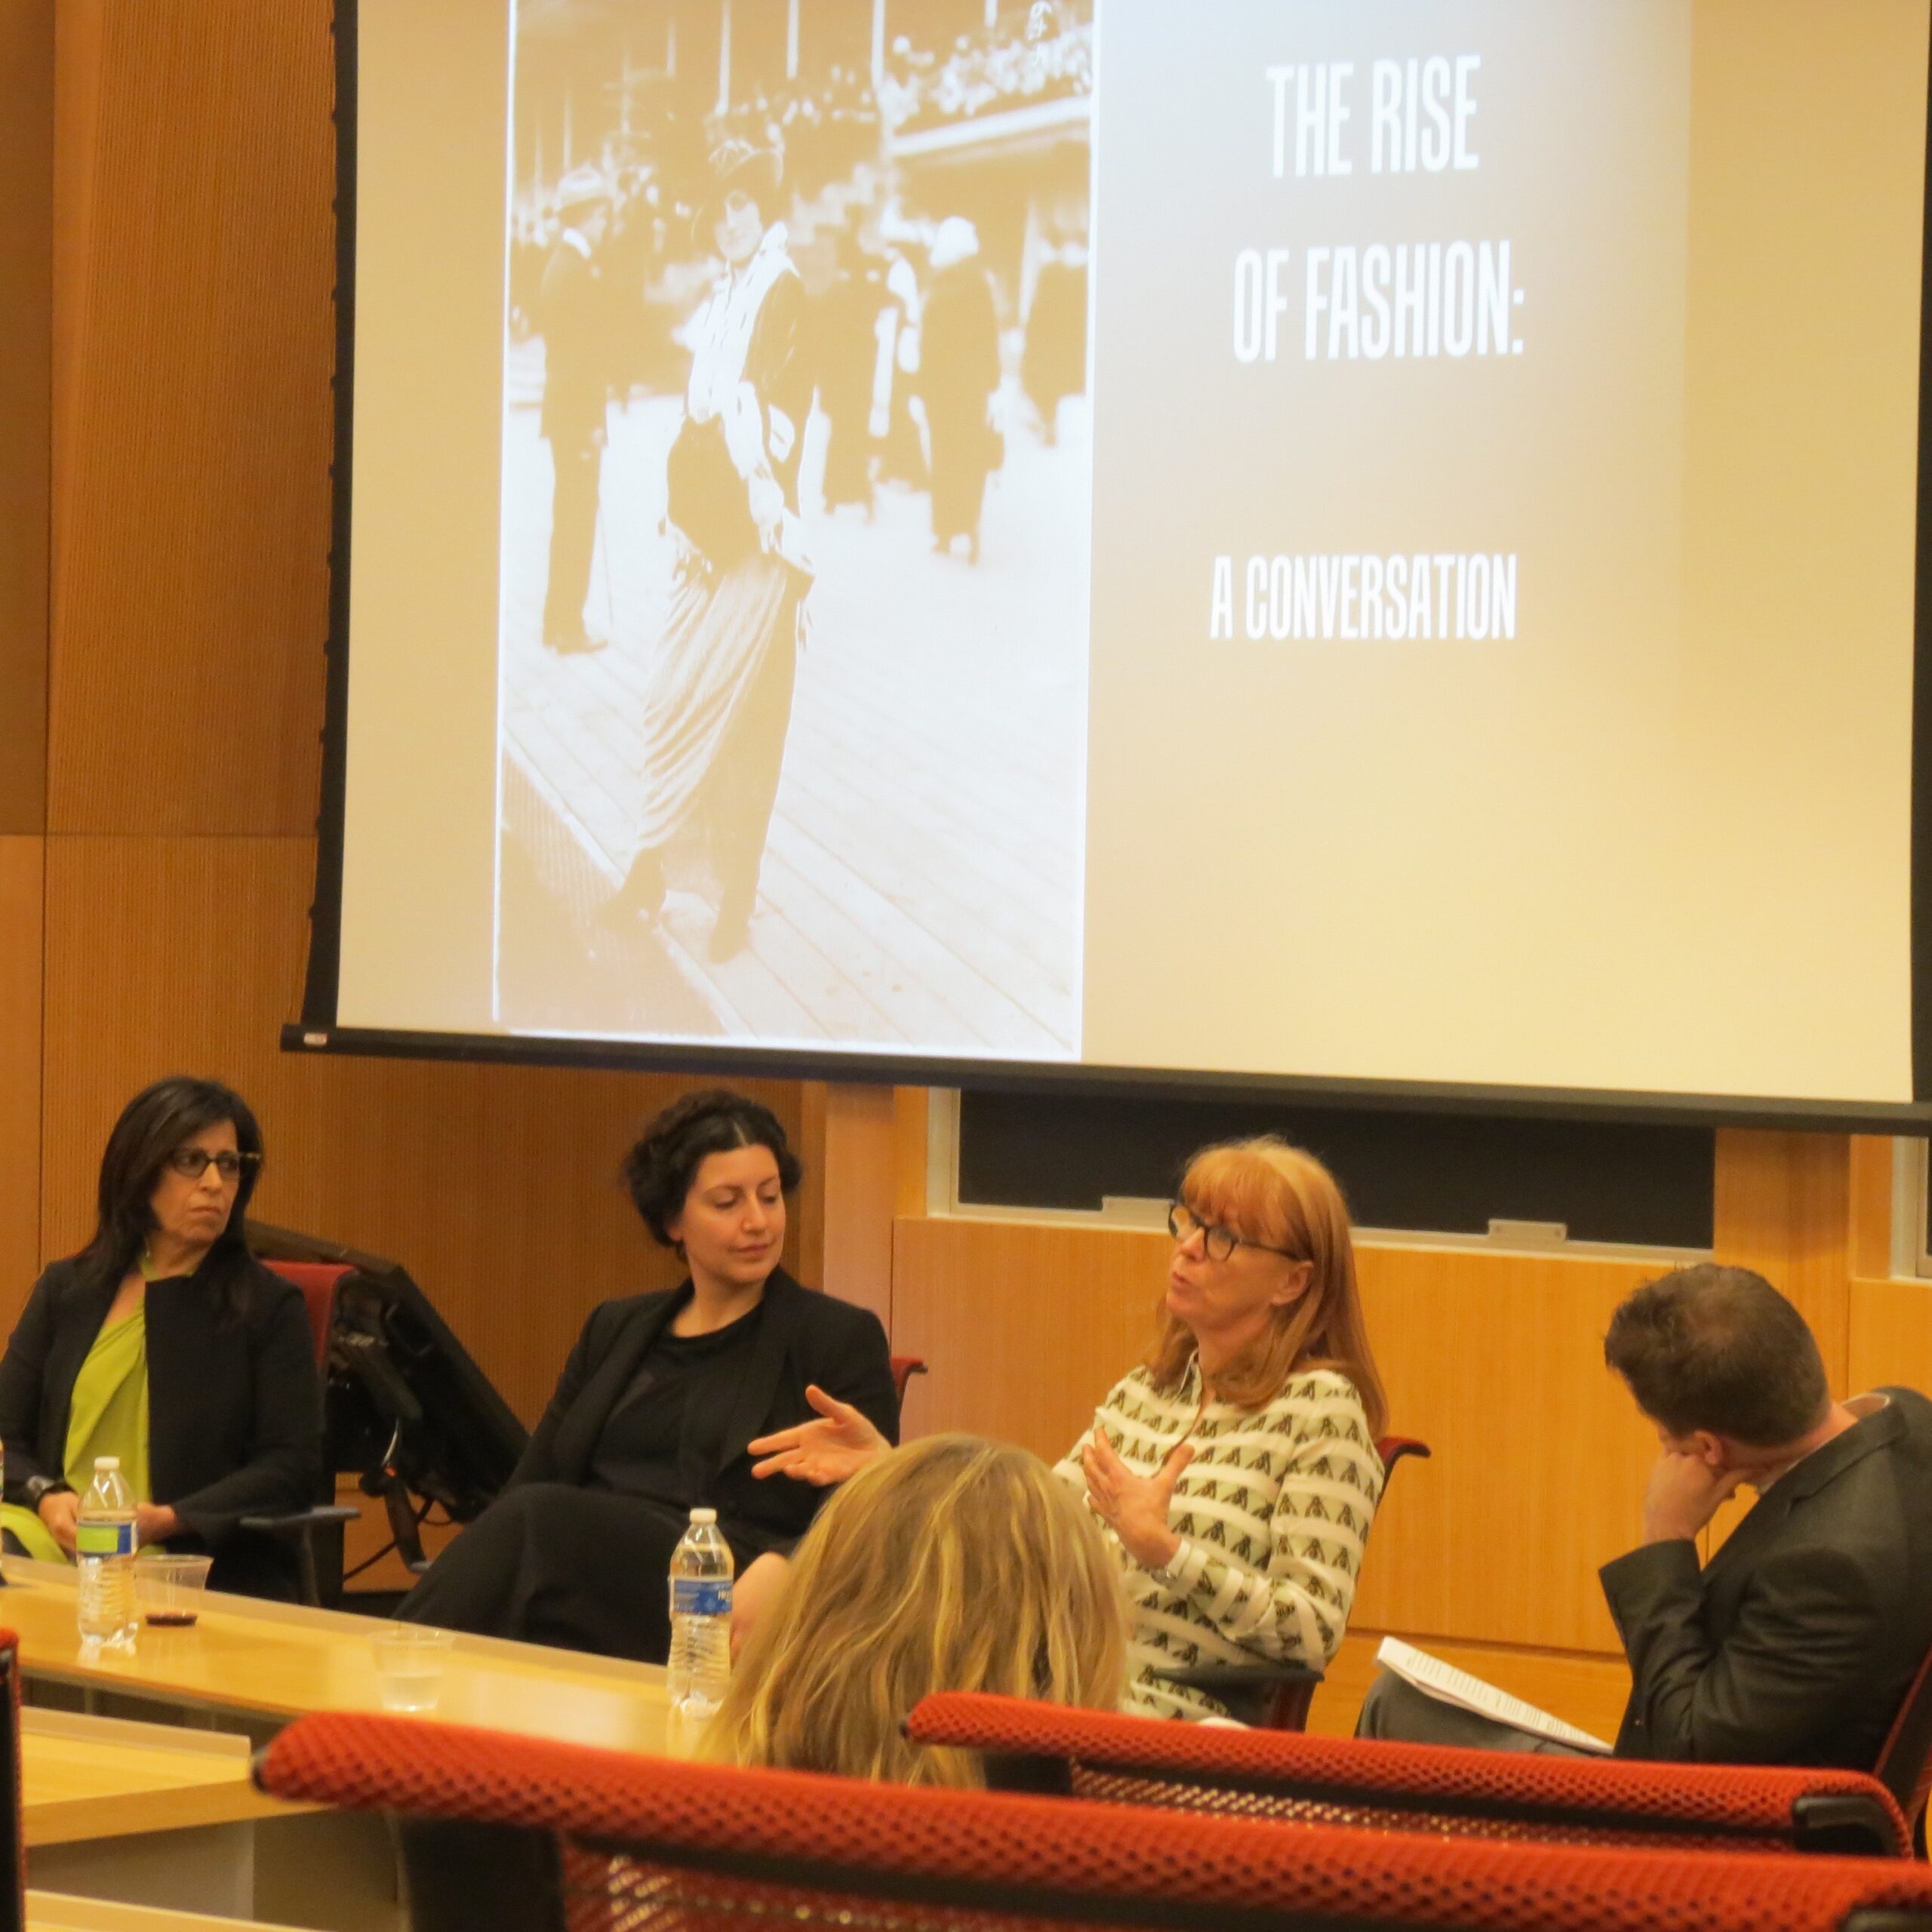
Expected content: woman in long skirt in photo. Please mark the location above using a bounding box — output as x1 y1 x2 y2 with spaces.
601 140 812 962
920 217 1001 563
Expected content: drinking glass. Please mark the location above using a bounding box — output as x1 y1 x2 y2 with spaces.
136 1554 214 1629
371 1625 455 1713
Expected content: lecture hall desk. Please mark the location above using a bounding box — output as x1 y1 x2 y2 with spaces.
0 1555 670 1930
0 1555 670 1750
28 1894 306 1932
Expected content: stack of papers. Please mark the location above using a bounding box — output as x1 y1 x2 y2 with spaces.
1374 1637 1614 1755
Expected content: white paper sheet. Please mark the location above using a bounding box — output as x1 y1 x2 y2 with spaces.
1375 1637 1614 1755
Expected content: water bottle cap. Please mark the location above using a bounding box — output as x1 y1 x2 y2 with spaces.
94 1457 119 1471
689 1507 718 1524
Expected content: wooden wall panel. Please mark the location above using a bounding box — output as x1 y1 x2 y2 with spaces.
893 1217 1660 1654
892 1087 928 1217
1345 1243 1659 1651
892 1217 1168 1463
48 0 333 838
1713 1129 1851 1383
1848 1135 1896 1282
37 835 811 1426
0 1 50 833
817 1083 899 1327
0 838 43 1313
1849 1278 1932 1400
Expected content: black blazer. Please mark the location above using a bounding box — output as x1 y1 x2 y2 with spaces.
512 1269 898 1560
0 1249 325 1599
1602 1386 1932 1768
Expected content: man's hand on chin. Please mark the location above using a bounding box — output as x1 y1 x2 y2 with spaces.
1641 1449 1746 1546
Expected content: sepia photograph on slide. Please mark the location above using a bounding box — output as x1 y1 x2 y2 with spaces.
494 0 1092 1058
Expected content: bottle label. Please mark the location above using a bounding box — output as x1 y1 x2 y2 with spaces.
671 1578 732 1619
75 1521 134 1558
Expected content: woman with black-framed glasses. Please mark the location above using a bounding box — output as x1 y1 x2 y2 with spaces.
0 1076 323 1598
746 1136 1391 1720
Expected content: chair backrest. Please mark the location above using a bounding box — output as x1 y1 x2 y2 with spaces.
1377 1434 1432 1476
1873 1632 1932 1834
889 1354 927 1408
907 1691 1911 1859
254 1711 1932 1932
260 1260 352 1371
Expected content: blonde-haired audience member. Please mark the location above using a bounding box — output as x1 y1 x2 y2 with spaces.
700 1434 1125 1786
749 1137 1389 1720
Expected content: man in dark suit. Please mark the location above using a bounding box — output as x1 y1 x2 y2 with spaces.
1360 1265 1932 1767
537 165 614 655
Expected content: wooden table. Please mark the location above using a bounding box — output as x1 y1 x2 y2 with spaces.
0 1556 669 1752
29 1896 302 1932
21 1709 300 1849
14 1706 312 1921
1 1558 670 1931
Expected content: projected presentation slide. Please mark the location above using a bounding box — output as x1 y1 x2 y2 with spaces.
497 1 1091 1061
337 0 1929 1104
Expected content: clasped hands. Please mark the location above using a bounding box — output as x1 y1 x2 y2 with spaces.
1641 1446 1746 1546
32 1491 176 1556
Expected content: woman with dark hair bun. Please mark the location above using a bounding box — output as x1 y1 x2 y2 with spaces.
396 1088 898 1663
0 1077 323 1598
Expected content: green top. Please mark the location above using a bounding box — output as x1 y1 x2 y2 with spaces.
0 1303 152 1566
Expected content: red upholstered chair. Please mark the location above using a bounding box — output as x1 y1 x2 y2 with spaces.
252 1710 1932 1932
261 1260 349 1374
243 1260 360 1607
1874 1636 1932 1850
906 1690 1911 1859
889 1355 927 1412
1158 1432 1432 1730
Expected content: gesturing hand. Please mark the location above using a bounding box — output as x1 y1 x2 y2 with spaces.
748 1384 889 1487
1081 1426 1192 1573
1641 1448 1745 1546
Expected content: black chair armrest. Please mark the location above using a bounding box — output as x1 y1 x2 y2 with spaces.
238 1506 361 1534
1790 1790 1912 1858
1156 1660 1324 1730
236 1506 361 1609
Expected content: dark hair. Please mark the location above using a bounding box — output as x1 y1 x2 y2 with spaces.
1603 1264 1829 1447
621 1089 802 1247
74 1076 264 1315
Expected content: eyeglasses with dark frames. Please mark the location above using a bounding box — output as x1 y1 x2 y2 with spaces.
1167 1201 1299 1263
165 1147 260 1183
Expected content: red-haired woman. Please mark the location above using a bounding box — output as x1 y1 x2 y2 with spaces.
748 1136 1389 1718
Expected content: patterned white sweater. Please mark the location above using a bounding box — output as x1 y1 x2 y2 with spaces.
1054 1358 1383 1721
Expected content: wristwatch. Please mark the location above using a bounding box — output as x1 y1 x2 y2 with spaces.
23 1476 69 1508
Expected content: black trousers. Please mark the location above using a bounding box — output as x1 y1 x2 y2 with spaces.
1356 1672 1591 1756
543 435 603 641
395 1483 692 1664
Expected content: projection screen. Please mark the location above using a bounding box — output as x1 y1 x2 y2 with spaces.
297 0 1932 1121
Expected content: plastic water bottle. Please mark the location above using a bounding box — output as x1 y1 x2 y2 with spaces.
75 1455 137 1653
666 1507 734 1749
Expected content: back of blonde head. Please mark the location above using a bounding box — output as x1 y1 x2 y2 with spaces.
699 1435 1126 1787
